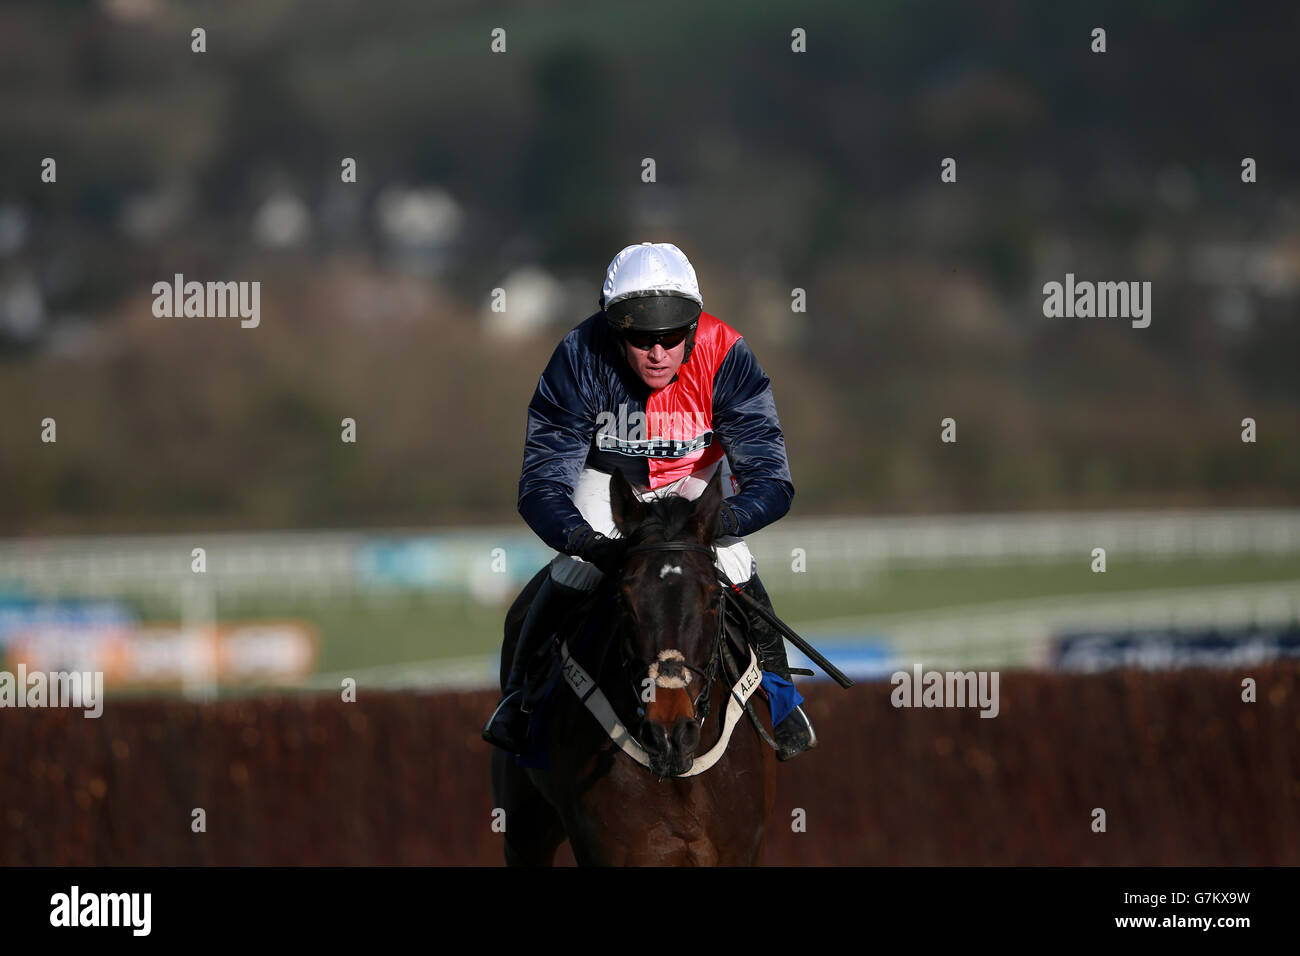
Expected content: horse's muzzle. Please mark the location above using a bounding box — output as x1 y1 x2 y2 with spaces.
640 715 700 777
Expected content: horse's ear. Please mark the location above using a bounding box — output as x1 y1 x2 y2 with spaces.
609 469 646 537
687 468 726 545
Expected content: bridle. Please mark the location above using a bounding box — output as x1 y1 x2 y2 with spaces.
612 538 730 731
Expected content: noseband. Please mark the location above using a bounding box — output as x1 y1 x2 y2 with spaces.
616 539 728 728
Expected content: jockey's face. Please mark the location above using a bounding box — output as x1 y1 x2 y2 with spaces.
622 337 687 390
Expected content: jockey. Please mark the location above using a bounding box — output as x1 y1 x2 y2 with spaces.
482 241 817 761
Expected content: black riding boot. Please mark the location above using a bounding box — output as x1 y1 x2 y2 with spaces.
482 574 584 754
736 574 818 761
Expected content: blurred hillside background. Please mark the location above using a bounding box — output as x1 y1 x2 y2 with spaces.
0 0 1297 693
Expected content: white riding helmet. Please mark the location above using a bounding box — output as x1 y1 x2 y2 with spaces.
601 242 703 333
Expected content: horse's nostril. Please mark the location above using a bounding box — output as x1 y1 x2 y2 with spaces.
639 721 668 754
673 717 700 755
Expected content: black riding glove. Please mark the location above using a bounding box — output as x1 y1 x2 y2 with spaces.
566 527 629 577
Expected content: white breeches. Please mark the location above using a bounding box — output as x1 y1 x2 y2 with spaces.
548 456 755 590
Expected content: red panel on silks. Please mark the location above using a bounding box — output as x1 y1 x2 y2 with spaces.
643 311 742 490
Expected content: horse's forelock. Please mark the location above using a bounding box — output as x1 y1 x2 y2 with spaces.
627 494 698 546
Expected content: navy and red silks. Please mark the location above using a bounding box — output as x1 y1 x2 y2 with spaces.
517 311 795 553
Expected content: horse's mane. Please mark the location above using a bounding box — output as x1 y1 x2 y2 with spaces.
621 494 701 548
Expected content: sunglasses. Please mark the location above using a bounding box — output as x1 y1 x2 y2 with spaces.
622 323 696 351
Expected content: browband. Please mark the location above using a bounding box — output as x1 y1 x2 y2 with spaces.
624 541 715 557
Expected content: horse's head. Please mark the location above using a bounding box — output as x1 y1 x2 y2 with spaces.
609 467 728 777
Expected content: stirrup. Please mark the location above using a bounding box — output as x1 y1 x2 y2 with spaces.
774 704 818 761
481 690 531 754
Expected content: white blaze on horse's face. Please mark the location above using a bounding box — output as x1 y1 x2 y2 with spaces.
659 563 682 579
647 649 691 689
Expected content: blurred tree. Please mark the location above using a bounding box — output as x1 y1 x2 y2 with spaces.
199 44 329 214
518 45 624 271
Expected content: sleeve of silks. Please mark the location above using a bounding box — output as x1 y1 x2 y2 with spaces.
517 330 601 554
711 337 795 538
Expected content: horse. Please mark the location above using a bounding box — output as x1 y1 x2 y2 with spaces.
490 468 777 865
